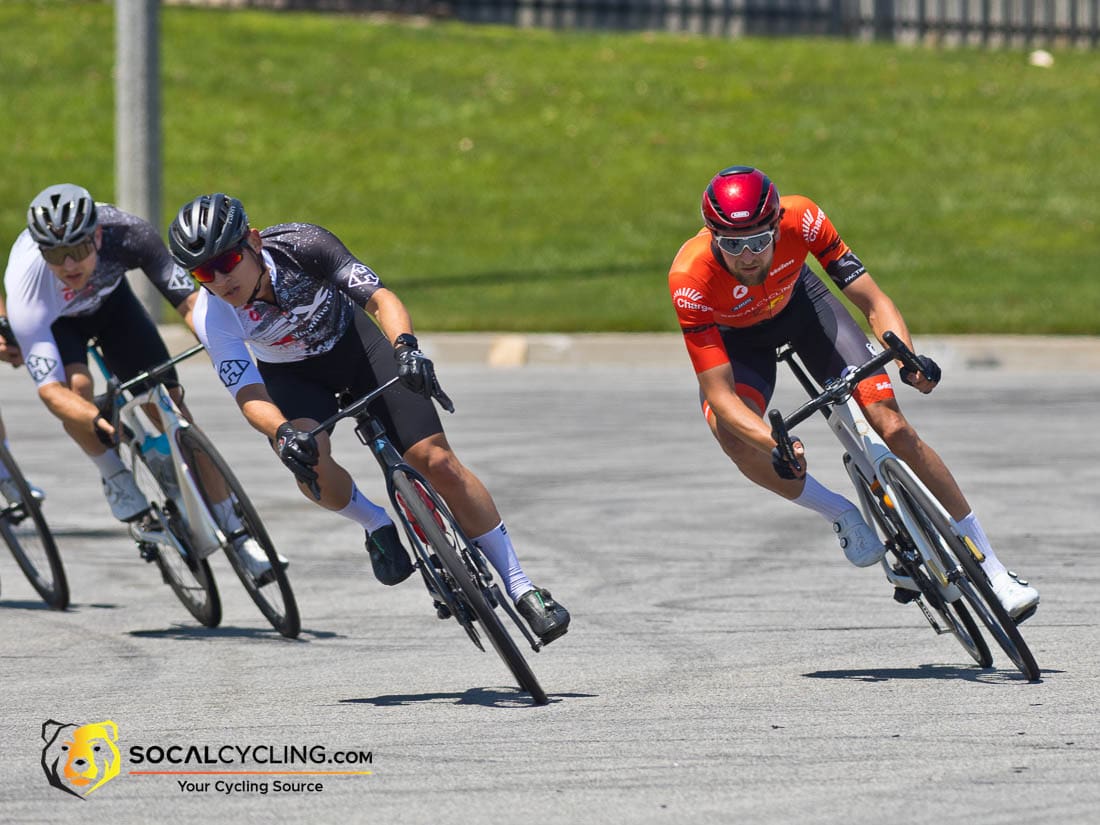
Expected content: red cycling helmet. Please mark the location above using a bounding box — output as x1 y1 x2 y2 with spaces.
701 166 780 233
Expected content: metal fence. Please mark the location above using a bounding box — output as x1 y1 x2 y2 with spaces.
169 0 1100 46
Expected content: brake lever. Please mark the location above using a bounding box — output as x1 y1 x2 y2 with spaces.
768 409 798 468
882 330 923 375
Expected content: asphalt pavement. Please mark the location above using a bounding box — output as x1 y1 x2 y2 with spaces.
0 333 1097 824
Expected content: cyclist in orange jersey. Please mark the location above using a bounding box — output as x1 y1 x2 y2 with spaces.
668 166 1038 619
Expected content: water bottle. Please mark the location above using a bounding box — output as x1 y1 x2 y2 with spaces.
140 433 178 498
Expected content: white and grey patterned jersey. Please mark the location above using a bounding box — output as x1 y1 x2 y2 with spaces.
3 205 195 387
193 222 386 397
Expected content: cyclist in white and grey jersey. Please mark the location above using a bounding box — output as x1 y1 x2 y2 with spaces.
171 193 569 644
3 184 200 526
3 184 279 579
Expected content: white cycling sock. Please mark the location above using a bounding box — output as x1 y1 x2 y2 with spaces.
337 484 392 534
792 475 855 522
472 521 533 602
952 511 1006 577
91 448 127 479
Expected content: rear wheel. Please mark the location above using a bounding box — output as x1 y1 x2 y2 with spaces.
0 444 69 609
881 459 1039 681
851 461 991 668
125 442 221 627
177 425 300 638
392 470 548 705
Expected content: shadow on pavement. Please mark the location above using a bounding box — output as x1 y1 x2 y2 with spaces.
341 687 596 708
0 599 58 611
804 664 1048 683
128 624 326 641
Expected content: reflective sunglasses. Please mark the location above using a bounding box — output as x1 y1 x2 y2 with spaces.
39 237 97 265
190 245 246 283
714 228 776 257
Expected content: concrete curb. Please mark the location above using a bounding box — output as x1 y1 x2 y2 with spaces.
159 326 1100 372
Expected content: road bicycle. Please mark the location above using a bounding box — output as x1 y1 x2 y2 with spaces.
769 331 1040 681
92 342 300 638
0 440 68 609
308 376 550 705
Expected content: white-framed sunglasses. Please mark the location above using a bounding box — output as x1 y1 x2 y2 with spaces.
713 228 776 257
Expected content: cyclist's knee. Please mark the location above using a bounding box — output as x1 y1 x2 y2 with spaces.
407 442 465 489
869 406 920 453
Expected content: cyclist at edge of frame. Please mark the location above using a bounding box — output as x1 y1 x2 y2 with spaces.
0 292 46 504
166 193 570 644
667 165 1039 620
3 183 278 580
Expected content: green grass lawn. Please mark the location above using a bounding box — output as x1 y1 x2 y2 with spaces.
2 2 1098 332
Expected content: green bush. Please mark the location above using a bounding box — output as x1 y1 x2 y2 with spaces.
2 2 1097 332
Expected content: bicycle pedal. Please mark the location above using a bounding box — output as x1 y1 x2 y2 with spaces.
893 586 918 605
433 600 452 620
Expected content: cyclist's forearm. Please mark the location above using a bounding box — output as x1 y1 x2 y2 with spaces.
867 302 914 354
365 288 415 344
236 385 289 440
38 382 99 426
844 274 916 354
174 292 200 337
711 400 776 455
698 368 775 454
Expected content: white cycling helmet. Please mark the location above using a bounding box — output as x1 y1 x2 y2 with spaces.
27 183 99 247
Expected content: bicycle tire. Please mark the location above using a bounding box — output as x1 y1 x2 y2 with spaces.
0 444 69 609
124 441 221 627
176 426 300 638
392 470 548 705
851 463 991 668
881 459 1040 681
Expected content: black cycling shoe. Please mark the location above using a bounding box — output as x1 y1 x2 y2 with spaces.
365 524 415 586
516 588 570 644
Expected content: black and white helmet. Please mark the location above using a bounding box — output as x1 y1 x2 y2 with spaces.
168 193 250 269
27 183 98 247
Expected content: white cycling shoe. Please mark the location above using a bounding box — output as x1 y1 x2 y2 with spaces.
989 570 1040 620
833 508 887 567
101 469 151 522
0 476 46 505
233 536 288 586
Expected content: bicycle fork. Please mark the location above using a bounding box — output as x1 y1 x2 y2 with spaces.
125 385 224 559
832 396 963 621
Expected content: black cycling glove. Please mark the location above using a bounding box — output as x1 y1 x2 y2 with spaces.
771 437 805 480
275 422 319 484
899 354 942 388
393 334 455 412
0 316 17 348
393 334 435 399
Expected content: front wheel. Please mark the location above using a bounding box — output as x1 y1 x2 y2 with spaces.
0 444 69 609
125 442 221 627
176 426 300 639
851 461 991 668
881 459 1040 682
392 470 548 705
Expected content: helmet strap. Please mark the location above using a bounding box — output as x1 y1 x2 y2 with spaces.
243 246 267 306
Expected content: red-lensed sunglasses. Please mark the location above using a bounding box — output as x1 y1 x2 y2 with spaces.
190 245 247 283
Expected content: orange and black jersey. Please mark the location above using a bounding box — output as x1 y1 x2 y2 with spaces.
668 195 867 374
